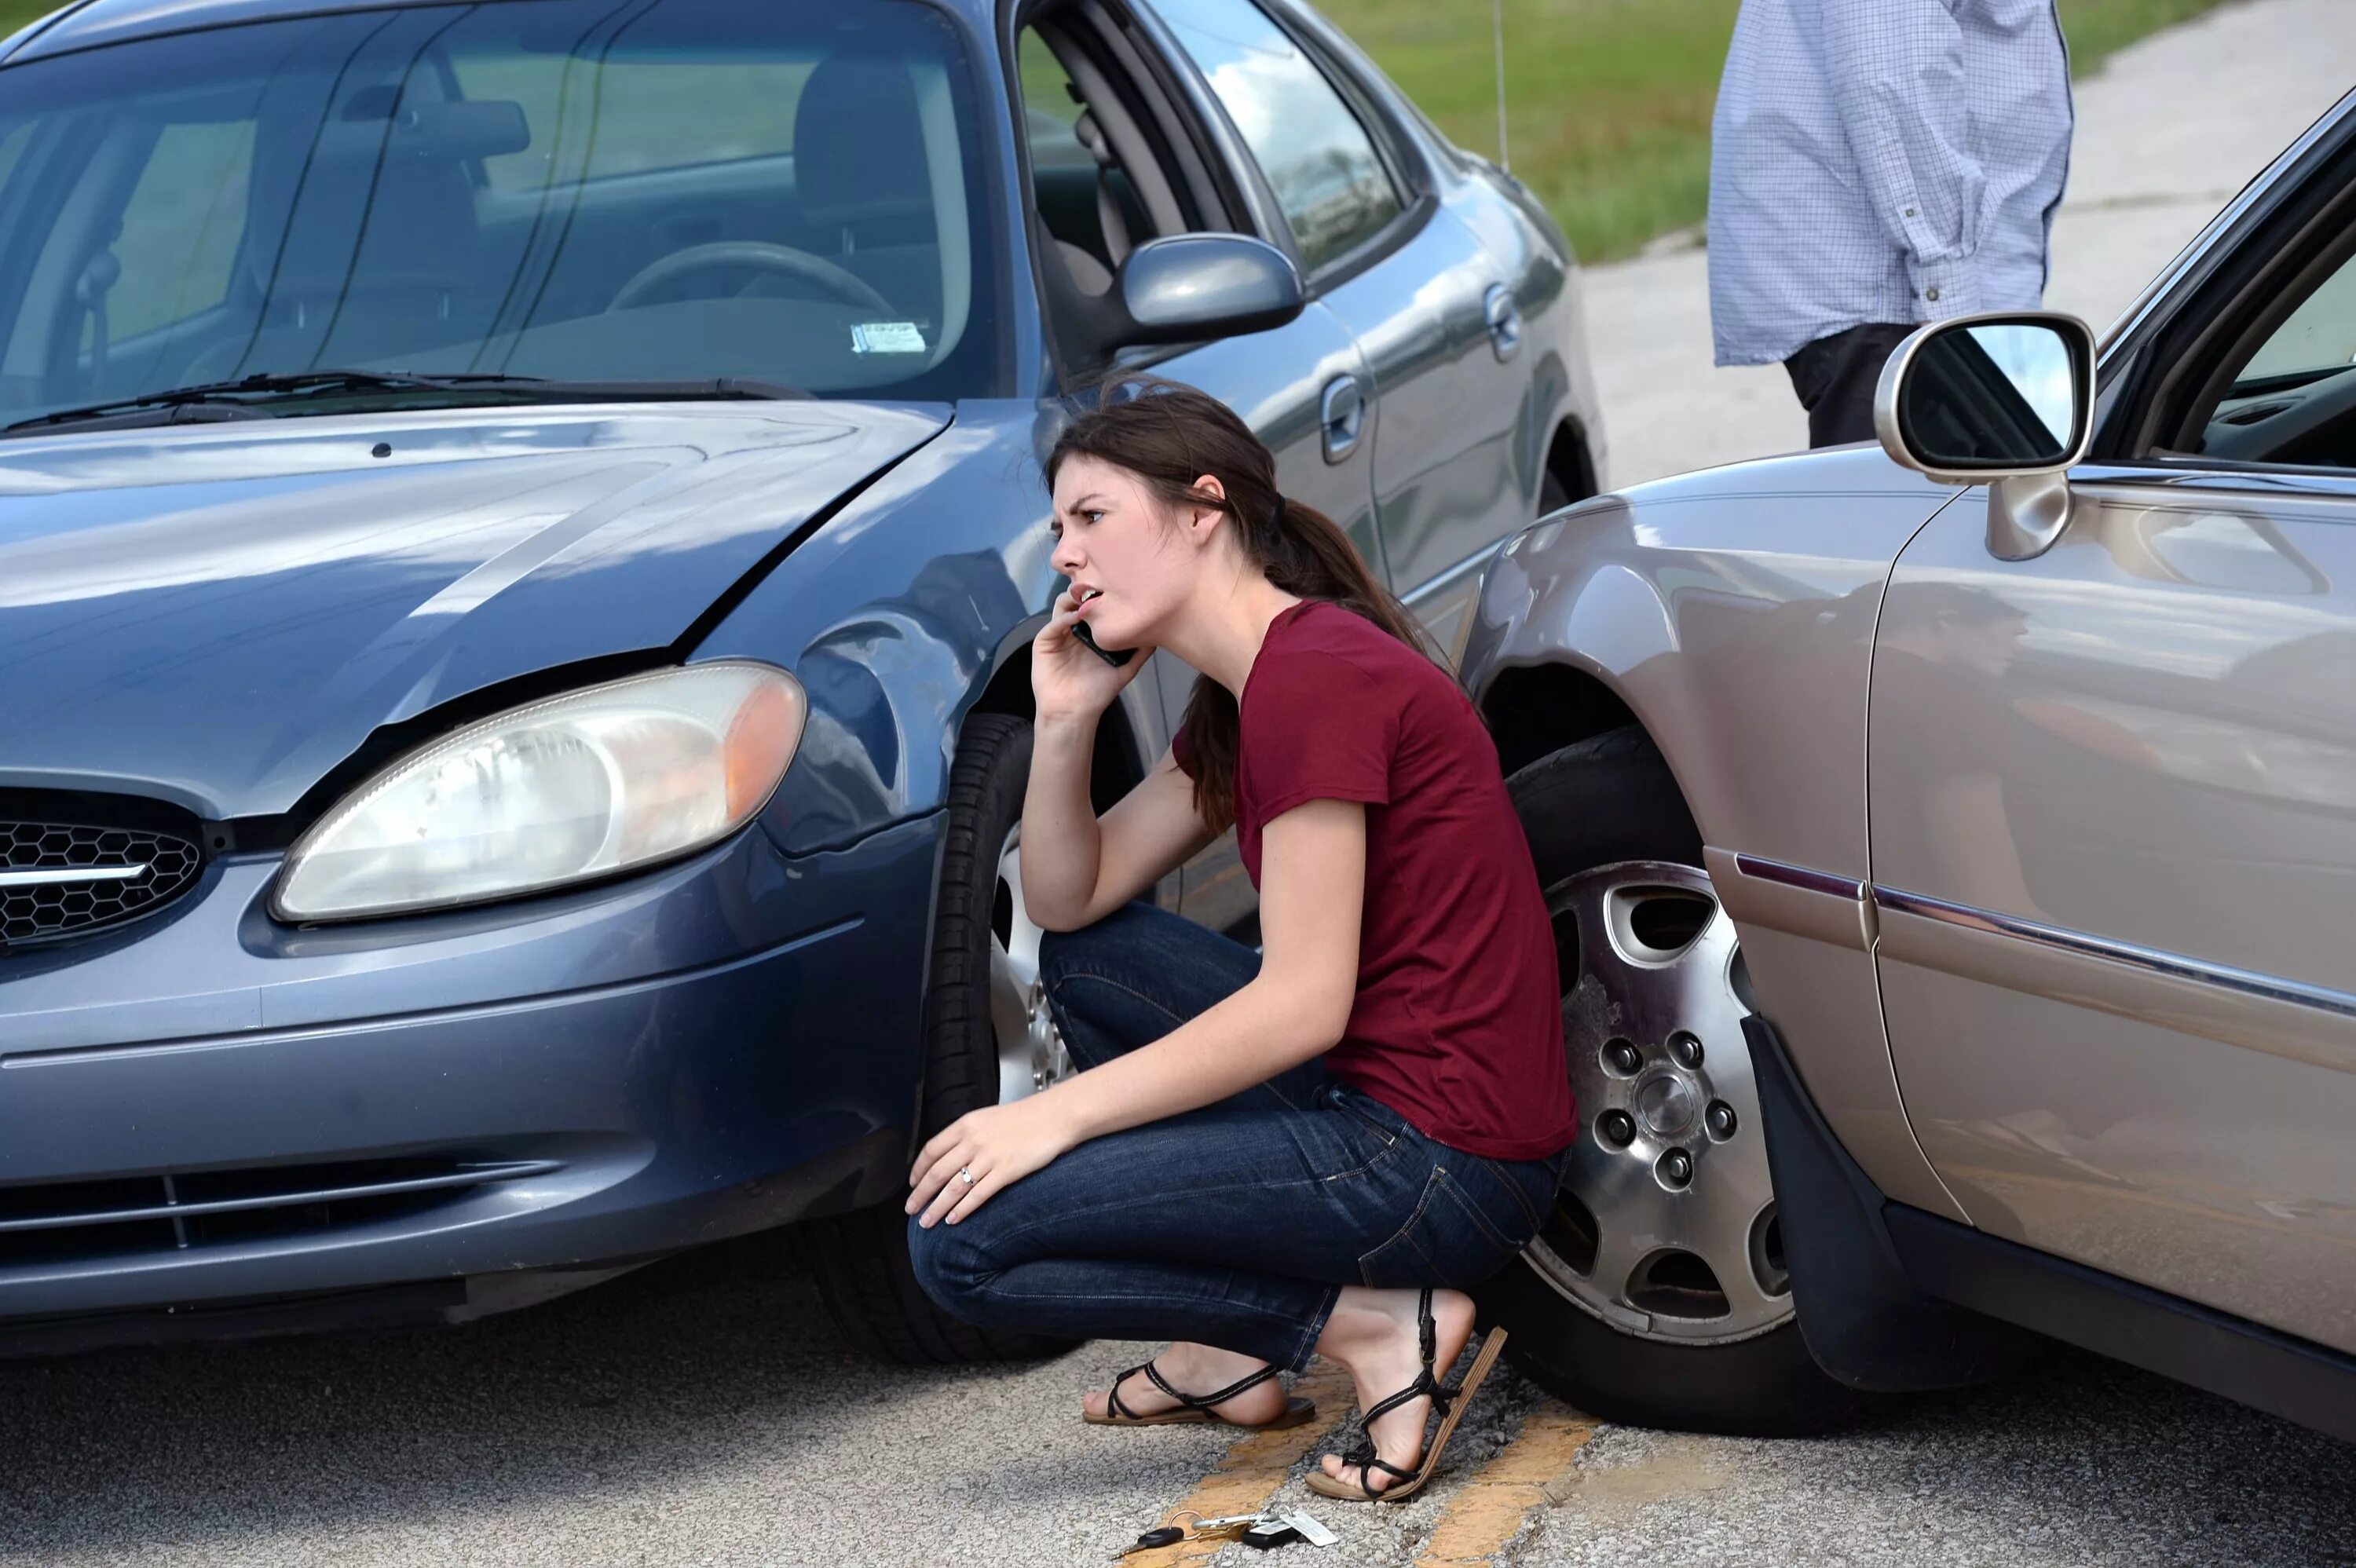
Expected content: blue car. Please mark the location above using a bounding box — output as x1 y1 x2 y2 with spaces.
0 0 1600 1359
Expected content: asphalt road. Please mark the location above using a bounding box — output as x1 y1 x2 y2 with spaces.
1 1233 2346 1568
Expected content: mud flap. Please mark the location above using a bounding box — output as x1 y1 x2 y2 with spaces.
1743 1014 2034 1391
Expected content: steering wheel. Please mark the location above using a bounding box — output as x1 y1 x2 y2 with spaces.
605 241 892 316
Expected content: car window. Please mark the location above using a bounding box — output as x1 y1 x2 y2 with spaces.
0 121 30 193
2197 243 2356 467
452 54 814 189
1148 0 1401 271
1019 28 1085 146
2236 260 2356 382
1010 19 1168 301
110 122 255 341
0 0 1005 427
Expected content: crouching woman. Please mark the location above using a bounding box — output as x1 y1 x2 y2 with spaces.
905 381 1575 1502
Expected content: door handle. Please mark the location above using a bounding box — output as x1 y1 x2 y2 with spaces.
1483 284 1522 361
1320 375 1364 464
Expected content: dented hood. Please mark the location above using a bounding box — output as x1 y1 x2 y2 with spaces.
0 400 946 817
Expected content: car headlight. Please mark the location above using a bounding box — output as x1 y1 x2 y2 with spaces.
273 660 806 922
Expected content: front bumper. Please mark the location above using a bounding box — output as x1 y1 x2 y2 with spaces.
0 812 940 1346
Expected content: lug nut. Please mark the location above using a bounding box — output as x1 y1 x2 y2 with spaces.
1657 1148 1694 1188
1669 1031 1704 1069
1603 1038 1642 1075
1707 1101 1738 1140
1597 1109 1637 1148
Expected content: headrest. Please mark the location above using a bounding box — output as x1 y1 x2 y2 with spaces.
794 51 936 232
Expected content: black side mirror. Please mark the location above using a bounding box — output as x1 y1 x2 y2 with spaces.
1115 234 1304 347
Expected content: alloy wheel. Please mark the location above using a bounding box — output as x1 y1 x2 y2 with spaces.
987 828 1074 1105
1524 860 1793 1345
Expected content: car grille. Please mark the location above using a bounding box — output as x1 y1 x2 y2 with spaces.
0 809 205 948
0 1155 560 1269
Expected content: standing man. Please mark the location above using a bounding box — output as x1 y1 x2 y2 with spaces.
1708 0 2073 448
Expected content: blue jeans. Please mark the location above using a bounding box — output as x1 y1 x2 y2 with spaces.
906 903 1566 1371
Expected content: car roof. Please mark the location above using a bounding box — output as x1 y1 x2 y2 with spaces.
2 0 999 67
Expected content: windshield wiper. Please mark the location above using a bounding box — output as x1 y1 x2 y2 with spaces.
4 370 463 433
2 371 808 437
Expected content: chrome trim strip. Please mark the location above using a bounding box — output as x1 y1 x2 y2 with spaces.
1731 853 1864 902
0 864 145 888
1871 885 2356 1023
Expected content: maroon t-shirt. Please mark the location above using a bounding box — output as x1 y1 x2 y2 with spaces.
1173 601 1575 1161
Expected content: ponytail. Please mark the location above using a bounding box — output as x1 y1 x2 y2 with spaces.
1044 378 1436 832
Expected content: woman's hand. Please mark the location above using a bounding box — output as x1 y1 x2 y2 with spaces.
1032 588 1151 723
905 1095 1080 1228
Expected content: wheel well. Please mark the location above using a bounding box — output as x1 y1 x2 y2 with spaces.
1545 420 1599 507
1481 663 1639 779
970 645 1143 814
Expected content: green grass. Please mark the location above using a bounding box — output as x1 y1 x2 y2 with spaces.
1322 0 2237 261
0 0 2235 264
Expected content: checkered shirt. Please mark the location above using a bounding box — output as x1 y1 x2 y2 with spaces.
1707 0 2075 367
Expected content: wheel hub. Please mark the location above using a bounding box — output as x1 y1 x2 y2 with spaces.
1632 1070 1701 1140
1523 860 1794 1346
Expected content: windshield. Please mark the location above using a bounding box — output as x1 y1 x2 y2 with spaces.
0 0 1005 428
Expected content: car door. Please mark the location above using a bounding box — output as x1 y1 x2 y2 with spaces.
1012 9 1380 938
1144 0 1528 665
1867 149 2356 1353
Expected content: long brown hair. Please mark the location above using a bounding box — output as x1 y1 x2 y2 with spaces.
1044 378 1431 832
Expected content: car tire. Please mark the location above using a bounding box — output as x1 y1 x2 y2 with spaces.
808 711 1078 1365
1540 467 1573 515
1477 725 1871 1435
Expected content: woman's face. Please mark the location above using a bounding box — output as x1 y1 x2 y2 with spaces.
1048 455 1215 651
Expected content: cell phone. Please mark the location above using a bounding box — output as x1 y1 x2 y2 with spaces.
1072 620 1136 668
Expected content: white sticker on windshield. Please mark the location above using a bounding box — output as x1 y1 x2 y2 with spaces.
851 321 927 354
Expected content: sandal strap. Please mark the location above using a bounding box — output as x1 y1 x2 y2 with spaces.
1355 1288 1453 1431
1335 1440 1421 1498
1177 1361 1282 1412
1358 1368 1440 1429
1106 1363 1150 1421
1135 1358 1282 1415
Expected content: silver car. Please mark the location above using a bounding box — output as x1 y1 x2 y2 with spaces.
1458 91 2356 1442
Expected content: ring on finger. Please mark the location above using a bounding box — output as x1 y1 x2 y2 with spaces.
957 1165 977 1186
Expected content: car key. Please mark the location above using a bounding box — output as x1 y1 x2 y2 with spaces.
1072 620 1136 667
1241 1519 1302 1550
1115 1514 1268 1559
1114 1526 1187 1559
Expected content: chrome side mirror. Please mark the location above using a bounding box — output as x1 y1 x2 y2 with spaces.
1874 313 2096 561
1116 234 1304 346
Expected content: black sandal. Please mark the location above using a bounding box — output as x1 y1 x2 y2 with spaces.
1083 1358 1318 1429
1305 1288 1506 1503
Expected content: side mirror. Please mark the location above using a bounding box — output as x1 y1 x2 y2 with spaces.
1115 234 1304 347
1875 313 2096 561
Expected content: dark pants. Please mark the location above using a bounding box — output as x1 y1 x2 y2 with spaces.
905 903 1564 1371
1784 322 1915 448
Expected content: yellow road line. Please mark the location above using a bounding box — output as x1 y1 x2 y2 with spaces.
1413 1401 1598 1567
1121 1360 1358 1566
